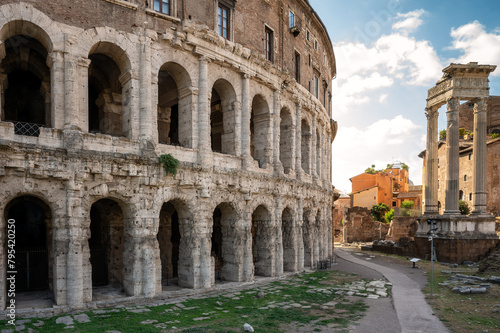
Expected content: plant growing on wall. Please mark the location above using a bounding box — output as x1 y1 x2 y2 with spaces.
492 133 500 139
159 154 179 175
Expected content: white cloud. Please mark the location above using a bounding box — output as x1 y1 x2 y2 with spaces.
392 9 426 33
333 32 442 113
332 116 423 192
448 21 500 75
379 94 388 103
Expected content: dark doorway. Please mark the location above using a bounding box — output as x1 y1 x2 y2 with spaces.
158 202 181 285
211 207 223 279
6 196 50 292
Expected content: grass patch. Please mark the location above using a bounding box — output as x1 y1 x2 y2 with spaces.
0 270 371 333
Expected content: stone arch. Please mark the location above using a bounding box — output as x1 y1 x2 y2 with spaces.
157 198 193 288
281 206 296 272
0 21 53 131
157 61 193 148
88 198 127 298
251 94 272 168
88 42 132 137
211 202 242 282
301 118 312 174
210 79 237 155
280 107 294 173
251 204 273 276
3 195 53 308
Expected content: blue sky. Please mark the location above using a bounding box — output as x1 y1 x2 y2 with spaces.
310 0 500 193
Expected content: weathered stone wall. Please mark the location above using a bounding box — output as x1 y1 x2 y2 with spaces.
386 216 418 243
342 207 389 243
0 1 336 310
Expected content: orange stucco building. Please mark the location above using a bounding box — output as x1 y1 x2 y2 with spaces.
350 165 410 209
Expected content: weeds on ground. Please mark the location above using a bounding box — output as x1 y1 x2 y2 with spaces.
0 270 369 333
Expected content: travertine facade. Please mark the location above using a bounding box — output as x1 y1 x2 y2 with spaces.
0 1 337 309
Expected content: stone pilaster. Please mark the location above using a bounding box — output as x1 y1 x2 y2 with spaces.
297 198 304 271
77 58 91 132
444 97 460 215
241 74 251 169
311 116 317 178
472 98 488 214
424 107 439 214
273 89 281 172
139 29 154 142
274 195 283 276
197 56 210 166
295 101 302 180
48 51 65 129
63 53 78 129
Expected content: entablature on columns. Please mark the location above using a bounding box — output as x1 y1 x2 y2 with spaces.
427 62 496 109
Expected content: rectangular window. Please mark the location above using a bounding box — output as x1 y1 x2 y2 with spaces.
289 10 295 28
154 0 170 15
469 193 472 201
265 27 273 62
314 39 318 51
306 29 310 41
294 51 300 83
314 75 319 98
218 4 229 39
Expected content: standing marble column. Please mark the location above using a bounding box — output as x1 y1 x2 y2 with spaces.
472 98 488 214
444 97 460 214
424 107 439 214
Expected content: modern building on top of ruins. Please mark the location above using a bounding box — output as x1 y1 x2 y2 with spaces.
0 0 337 309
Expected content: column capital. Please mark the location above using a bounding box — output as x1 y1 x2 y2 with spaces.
473 98 487 113
446 97 460 111
425 106 438 119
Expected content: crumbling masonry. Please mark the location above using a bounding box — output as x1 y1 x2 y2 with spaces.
0 0 337 309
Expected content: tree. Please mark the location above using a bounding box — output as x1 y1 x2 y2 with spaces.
439 129 446 140
384 209 394 223
401 200 414 209
401 163 409 171
371 203 390 222
365 164 377 174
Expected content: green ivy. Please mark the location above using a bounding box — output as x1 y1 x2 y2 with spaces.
159 154 179 175
492 133 500 139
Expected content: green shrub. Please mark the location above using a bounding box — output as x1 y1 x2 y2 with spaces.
401 200 414 209
159 154 179 175
459 200 470 215
439 129 446 140
371 203 390 222
491 133 500 139
384 209 394 223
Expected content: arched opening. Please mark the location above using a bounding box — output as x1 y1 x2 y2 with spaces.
251 95 271 168
1 35 51 136
211 202 240 282
280 108 294 173
282 207 295 272
251 205 271 276
212 207 223 279
89 199 125 299
5 196 52 308
301 119 311 174
302 209 313 268
88 53 123 136
158 70 179 145
210 89 223 153
157 63 193 148
210 79 237 155
158 202 181 286
459 190 464 201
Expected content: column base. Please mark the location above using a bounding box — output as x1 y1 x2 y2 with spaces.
443 210 460 216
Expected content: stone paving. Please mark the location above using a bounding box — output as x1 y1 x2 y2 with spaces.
1 271 392 332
